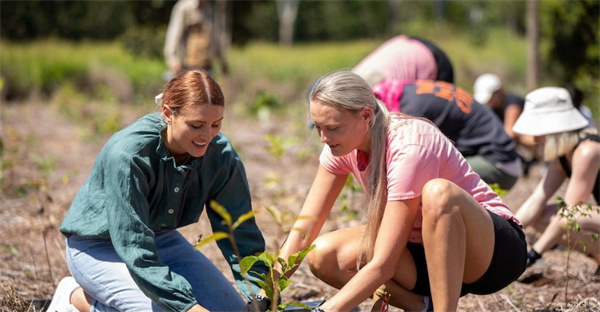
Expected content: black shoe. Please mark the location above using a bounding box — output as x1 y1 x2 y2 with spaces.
526 248 542 267
521 156 537 177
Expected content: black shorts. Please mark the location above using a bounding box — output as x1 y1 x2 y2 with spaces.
407 210 527 296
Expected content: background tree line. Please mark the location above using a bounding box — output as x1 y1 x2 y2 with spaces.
1 0 531 43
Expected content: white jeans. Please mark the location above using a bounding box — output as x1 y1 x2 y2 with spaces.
66 230 245 312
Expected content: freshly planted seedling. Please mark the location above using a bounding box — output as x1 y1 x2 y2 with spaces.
196 200 317 312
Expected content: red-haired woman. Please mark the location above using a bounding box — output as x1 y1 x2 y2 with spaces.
47 70 266 312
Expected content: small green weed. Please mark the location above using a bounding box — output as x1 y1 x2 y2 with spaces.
249 90 282 120
556 196 600 305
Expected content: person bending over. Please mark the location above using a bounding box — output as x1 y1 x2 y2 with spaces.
47 70 267 312
373 78 522 191
512 87 599 271
271 70 526 312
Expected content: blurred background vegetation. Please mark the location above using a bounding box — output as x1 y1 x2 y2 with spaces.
0 0 598 128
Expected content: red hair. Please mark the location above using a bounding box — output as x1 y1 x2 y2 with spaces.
161 70 224 115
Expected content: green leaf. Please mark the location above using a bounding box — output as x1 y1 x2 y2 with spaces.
277 257 289 272
277 278 292 292
258 251 276 266
232 210 255 230
265 205 282 224
289 226 309 238
288 244 315 270
195 232 229 249
280 302 312 311
256 280 273 299
240 255 260 276
209 200 232 226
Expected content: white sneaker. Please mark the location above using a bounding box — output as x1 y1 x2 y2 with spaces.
46 277 81 312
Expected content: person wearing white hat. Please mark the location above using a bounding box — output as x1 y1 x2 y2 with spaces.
473 74 539 175
512 87 600 271
473 74 526 141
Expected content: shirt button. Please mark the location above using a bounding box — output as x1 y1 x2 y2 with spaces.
174 187 180 193
168 209 174 214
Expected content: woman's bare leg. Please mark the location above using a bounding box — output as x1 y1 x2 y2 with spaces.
421 179 496 312
533 207 600 256
307 225 425 311
70 288 92 312
528 203 558 234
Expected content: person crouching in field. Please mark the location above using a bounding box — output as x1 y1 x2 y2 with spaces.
47 70 267 312
274 70 527 312
512 87 600 272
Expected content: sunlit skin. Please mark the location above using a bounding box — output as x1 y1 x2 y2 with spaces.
309 100 372 156
280 99 497 312
488 90 537 149
162 103 224 164
516 132 600 264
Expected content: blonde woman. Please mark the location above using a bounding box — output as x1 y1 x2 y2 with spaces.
512 87 600 269
276 70 527 312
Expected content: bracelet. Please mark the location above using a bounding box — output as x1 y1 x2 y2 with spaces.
311 299 326 312
251 294 271 310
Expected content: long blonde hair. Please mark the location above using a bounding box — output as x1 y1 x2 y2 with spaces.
309 70 390 267
542 127 598 161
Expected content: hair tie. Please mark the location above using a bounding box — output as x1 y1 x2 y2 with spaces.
154 93 163 106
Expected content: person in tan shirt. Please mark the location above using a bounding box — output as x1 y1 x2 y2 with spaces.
164 0 228 78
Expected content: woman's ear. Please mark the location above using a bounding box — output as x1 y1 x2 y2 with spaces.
162 105 173 124
361 107 374 124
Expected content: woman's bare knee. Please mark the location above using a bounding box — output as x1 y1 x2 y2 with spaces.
421 178 455 219
307 236 338 279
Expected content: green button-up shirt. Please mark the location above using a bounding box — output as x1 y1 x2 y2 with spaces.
60 113 267 312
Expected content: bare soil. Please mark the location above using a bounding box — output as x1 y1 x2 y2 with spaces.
1 99 598 312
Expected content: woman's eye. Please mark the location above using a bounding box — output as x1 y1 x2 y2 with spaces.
191 124 203 129
212 123 221 128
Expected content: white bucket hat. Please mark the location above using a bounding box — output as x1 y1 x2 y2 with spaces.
512 87 589 136
473 73 501 105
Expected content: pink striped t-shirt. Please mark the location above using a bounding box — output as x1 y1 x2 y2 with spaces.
319 116 521 243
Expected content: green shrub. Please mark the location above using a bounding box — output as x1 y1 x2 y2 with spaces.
0 39 164 103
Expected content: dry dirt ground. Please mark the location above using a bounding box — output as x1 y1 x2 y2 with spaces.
1 100 599 312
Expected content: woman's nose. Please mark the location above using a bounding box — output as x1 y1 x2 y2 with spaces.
319 130 328 143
